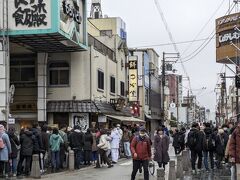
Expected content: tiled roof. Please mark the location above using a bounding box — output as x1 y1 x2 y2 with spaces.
47 101 98 113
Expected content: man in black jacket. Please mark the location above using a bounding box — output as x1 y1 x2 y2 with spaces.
69 125 84 169
187 122 204 174
203 123 215 171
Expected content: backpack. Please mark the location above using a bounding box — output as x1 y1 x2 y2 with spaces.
205 134 215 151
0 134 5 149
187 131 197 150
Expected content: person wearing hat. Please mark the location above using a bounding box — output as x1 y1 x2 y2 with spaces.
130 127 151 180
110 124 121 164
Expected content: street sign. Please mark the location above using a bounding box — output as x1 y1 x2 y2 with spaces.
8 118 15 124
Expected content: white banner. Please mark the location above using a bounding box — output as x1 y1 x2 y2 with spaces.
72 113 89 132
129 56 138 102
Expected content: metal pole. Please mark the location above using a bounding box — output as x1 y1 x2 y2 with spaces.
162 52 165 124
176 76 179 128
187 90 189 126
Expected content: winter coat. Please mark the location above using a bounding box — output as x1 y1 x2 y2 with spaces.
229 127 240 163
0 133 11 161
49 134 63 152
41 131 49 152
91 133 98 152
97 134 109 151
203 127 215 152
130 135 152 160
8 132 20 159
215 133 228 156
172 132 184 148
69 129 84 150
32 128 43 154
154 135 170 163
83 132 93 151
110 128 121 149
20 131 33 156
187 128 204 152
122 130 131 142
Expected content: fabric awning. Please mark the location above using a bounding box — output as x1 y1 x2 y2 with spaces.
106 115 145 123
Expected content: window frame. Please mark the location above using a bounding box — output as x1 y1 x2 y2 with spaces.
10 58 36 83
110 76 116 94
97 69 104 91
120 81 125 96
48 61 70 87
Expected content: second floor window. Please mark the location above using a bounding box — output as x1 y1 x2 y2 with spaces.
10 59 35 83
98 70 104 90
110 76 115 94
49 62 69 86
120 81 125 96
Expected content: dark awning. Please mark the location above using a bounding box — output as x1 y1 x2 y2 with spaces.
47 100 98 113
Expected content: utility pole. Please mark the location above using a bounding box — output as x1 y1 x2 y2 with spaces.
187 90 189 126
176 75 179 127
162 52 165 123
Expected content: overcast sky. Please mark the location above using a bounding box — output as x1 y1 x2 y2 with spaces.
88 0 238 118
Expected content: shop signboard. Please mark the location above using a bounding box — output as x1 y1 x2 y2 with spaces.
72 113 89 132
129 56 138 102
0 0 87 51
98 115 107 123
216 12 240 64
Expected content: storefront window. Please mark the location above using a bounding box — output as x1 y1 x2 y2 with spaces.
49 62 70 86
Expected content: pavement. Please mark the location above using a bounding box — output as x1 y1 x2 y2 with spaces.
39 145 232 180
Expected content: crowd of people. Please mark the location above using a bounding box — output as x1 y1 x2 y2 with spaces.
0 122 145 178
170 121 240 179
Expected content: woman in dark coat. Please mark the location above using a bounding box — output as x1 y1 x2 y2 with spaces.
154 128 170 170
8 128 20 177
83 129 93 165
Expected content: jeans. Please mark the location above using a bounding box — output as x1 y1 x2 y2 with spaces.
51 151 60 170
123 142 131 157
92 151 97 161
9 158 17 174
99 149 111 166
17 155 32 176
74 149 83 169
191 150 202 170
203 151 214 170
131 160 149 180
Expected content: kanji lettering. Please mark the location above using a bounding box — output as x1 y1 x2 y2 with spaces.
13 0 48 27
129 61 137 69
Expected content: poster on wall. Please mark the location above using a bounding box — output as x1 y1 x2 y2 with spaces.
60 0 84 44
72 113 89 132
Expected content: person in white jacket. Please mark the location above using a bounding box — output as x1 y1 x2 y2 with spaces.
111 125 121 164
97 129 113 168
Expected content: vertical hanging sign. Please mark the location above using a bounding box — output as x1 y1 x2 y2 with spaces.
129 56 138 102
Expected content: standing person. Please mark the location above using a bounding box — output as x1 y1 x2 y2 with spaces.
49 128 63 173
110 125 121 164
69 125 84 169
215 128 228 169
83 129 93 165
97 129 113 168
172 129 181 155
17 127 33 177
0 125 11 178
187 122 204 174
130 127 152 180
59 125 68 169
32 123 43 155
91 129 98 164
40 125 49 172
8 128 20 177
154 128 170 170
202 123 215 172
162 125 169 136
122 126 132 159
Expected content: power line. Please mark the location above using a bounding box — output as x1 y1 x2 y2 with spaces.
177 2 236 63
131 38 213 48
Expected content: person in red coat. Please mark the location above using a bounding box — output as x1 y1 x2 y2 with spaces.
130 127 151 180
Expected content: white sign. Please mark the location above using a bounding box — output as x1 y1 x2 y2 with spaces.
98 115 107 123
72 113 89 132
219 31 240 44
8 118 15 125
129 57 138 102
7 0 51 30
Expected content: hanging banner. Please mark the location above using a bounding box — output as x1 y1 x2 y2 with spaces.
129 56 138 102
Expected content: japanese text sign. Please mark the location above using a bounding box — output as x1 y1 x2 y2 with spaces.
129 56 138 102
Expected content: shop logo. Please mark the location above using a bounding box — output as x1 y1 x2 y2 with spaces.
62 0 82 24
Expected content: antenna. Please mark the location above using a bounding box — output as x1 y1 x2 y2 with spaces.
90 0 103 19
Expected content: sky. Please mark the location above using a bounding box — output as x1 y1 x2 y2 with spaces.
88 0 238 118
